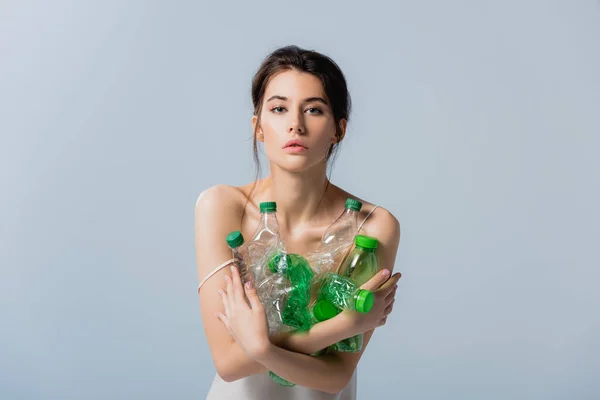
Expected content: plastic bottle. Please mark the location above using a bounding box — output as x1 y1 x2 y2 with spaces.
225 230 251 284
268 259 338 388
245 201 289 337
314 272 375 318
248 201 285 288
308 198 363 280
339 235 379 287
311 298 341 322
268 253 314 331
333 235 380 352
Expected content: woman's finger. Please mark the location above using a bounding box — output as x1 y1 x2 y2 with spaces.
384 299 395 315
224 275 235 313
244 280 263 312
378 316 388 327
360 269 391 292
384 285 397 303
218 289 230 316
230 265 247 305
215 312 230 331
379 274 401 296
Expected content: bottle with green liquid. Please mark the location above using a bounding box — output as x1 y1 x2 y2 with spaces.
333 235 379 352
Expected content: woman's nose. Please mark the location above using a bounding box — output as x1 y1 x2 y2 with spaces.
288 114 305 134
288 125 304 134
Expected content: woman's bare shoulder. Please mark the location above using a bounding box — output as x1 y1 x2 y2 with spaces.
336 187 400 238
195 184 248 211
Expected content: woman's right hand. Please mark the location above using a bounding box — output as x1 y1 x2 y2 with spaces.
340 269 402 335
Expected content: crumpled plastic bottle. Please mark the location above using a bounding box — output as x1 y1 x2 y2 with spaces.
314 272 374 318
268 253 314 331
245 201 290 336
266 253 315 388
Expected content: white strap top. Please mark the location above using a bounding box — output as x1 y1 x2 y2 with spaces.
197 205 379 293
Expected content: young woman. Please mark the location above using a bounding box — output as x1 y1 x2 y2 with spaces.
195 45 402 399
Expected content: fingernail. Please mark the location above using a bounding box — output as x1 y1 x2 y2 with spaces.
245 281 252 289
217 289 222 295
394 285 398 290
230 265 235 272
382 269 390 277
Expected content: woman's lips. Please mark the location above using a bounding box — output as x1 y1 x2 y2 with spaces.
283 145 308 153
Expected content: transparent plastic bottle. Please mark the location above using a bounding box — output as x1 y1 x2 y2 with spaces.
268 260 337 389
339 235 379 287
308 198 363 280
333 235 380 352
245 201 289 337
315 272 375 318
225 230 251 284
311 298 341 322
248 201 285 288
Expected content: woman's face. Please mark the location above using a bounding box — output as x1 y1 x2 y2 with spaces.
252 69 346 173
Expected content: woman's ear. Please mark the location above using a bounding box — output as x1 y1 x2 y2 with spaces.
332 119 347 144
252 115 264 142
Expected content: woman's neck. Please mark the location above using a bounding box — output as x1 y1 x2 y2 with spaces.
258 162 335 231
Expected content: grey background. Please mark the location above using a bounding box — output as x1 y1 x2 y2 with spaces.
1 1 598 399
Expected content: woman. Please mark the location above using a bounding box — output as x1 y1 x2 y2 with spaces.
195 45 402 399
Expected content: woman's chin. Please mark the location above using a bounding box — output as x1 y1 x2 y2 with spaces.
271 159 323 174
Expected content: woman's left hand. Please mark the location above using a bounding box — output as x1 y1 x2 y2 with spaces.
216 265 271 360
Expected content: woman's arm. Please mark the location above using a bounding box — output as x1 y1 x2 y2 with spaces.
250 272 400 393
195 185 261 381
253 343 355 394
218 259 400 393
203 315 354 383
269 313 354 354
211 269 398 385
249 206 402 392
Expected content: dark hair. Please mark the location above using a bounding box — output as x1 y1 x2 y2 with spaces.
243 45 352 224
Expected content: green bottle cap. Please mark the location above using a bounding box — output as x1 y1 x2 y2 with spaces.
313 300 340 322
355 289 374 313
225 231 244 248
260 202 277 213
345 198 363 212
268 253 287 273
355 235 378 250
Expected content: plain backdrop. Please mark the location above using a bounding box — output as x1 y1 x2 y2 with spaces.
1 1 599 399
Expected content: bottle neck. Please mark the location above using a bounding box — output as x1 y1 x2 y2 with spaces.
355 245 376 253
343 207 359 220
260 211 280 232
262 210 278 223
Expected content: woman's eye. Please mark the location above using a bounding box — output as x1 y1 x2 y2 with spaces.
306 107 323 115
271 106 286 113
